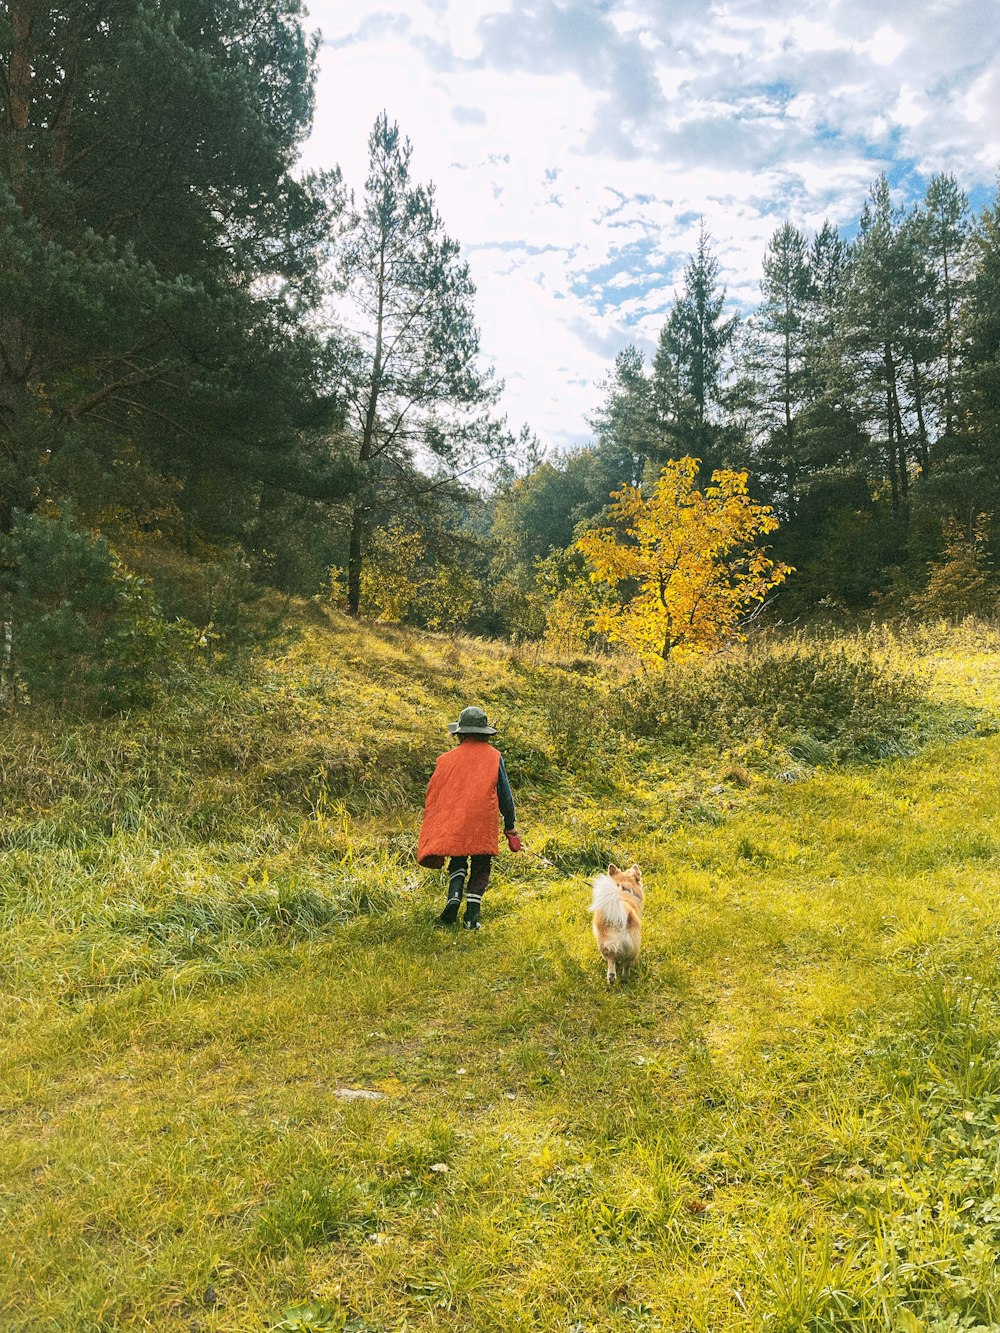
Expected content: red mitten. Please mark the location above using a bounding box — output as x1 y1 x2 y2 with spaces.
505 830 522 852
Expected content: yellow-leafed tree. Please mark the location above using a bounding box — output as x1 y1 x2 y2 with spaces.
575 457 792 664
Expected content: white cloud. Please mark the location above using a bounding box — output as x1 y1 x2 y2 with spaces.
861 25 909 66
302 0 1000 452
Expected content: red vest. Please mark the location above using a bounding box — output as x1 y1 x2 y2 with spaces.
417 740 501 867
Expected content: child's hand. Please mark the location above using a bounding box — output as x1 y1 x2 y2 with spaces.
505 830 522 852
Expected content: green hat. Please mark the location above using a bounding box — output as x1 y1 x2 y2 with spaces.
448 706 498 736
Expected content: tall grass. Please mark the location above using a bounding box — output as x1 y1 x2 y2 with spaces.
1 609 999 1329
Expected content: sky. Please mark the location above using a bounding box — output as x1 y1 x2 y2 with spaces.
301 0 1000 454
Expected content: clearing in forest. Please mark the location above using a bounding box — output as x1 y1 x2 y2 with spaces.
1 614 999 1331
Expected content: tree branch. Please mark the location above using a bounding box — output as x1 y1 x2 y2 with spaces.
66 360 173 421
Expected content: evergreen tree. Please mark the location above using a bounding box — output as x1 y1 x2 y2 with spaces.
741 215 886 611
588 346 655 479
955 181 1000 535
792 221 860 474
652 224 737 471
843 176 937 518
0 506 163 709
921 173 970 445
756 222 812 513
908 174 977 544
336 113 499 616
0 0 344 540
652 302 697 454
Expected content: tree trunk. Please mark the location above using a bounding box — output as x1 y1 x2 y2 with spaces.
910 353 931 476
0 3 37 510
942 241 956 439
0 313 29 483
7 1 36 202
783 322 796 519
884 347 899 512
346 497 366 617
347 215 388 618
0 620 13 708
889 373 909 503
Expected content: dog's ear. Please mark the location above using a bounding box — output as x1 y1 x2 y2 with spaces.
631 864 642 880
608 863 619 876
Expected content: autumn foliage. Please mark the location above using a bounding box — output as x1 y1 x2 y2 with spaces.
575 458 792 664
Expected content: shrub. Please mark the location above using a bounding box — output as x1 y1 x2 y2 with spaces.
0 508 165 710
909 517 997 620
607 637 928 761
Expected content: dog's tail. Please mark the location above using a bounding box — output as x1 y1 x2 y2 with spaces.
589 874 628 929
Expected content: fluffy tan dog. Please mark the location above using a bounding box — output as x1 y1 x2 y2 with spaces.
589 862 644 985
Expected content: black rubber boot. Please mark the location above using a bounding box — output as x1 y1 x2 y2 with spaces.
438 896 461 925
462 900 481 930
438 865 466 926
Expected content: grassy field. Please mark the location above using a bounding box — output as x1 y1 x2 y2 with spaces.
2 611 1000 1331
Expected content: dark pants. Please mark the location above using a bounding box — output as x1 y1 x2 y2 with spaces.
446 854 492 905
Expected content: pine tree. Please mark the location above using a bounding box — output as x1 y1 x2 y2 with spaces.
336 114 499 616
757 222 812 514
955 180 1000 533
0 0 342 539
843 176 934 517
794 222 854 442
588 346 655 478
652 224 737 472
921 173 970 444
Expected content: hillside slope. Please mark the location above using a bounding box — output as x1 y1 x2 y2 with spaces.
2 611 1000 1330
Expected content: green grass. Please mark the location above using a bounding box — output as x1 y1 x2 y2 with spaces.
2 610 1000 1329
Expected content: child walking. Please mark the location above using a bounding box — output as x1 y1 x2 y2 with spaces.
417 706 521 929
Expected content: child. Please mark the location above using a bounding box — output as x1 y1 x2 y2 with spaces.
417 706 521 929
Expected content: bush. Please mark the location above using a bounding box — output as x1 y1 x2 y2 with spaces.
909 518 997 620
607 637 929 761
0 507 165 710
